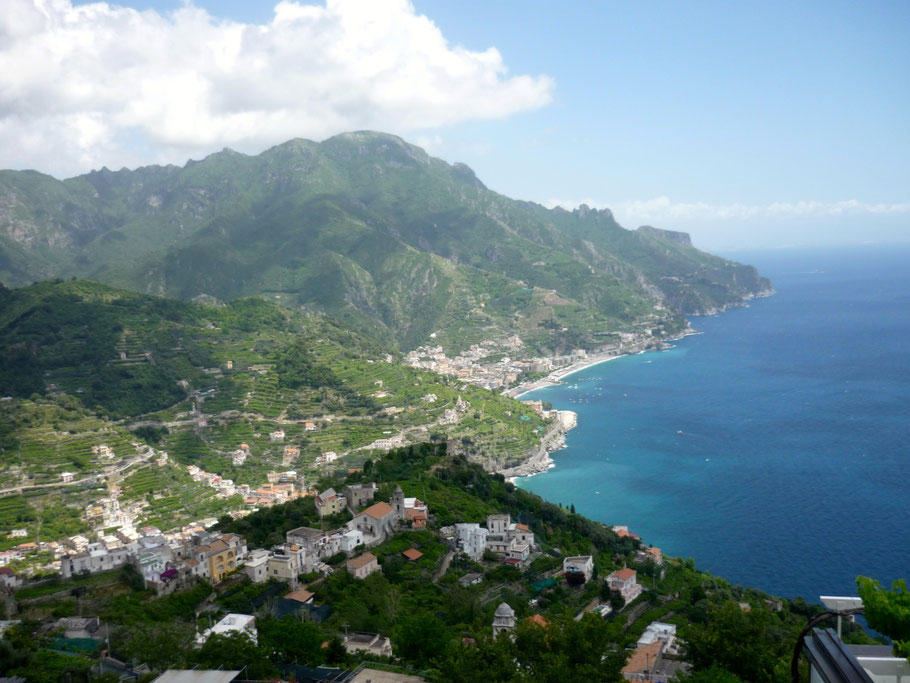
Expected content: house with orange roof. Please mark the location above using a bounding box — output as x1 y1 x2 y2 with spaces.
621 641 663 680
525 614 549 629
635 546 664 565
349 501 398 542
402 548 423 562
284 587 314 604
347 552 380 579
405 507 427 529
612 525 641 540
608 568 643 604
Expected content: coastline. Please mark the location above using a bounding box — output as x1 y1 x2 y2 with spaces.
498 327 706 482
497 291 774 481
506 325 700 400
509 352 623 399
498 409 577 482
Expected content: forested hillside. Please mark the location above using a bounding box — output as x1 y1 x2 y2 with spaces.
0 132 771 353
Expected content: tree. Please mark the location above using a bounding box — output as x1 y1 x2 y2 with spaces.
10 649 93 682
0 638 30 676
565 571 586 587
857 576 910 659
681 602 794 682
608 589 625 612
188 632 277 680
434 633 520 682
513 613 626 682
258 616 325 665
116 623 194 672
323 636 348 665
394 612 449 666
673 666 744 682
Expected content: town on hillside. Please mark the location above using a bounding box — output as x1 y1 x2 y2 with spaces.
2 443 887 682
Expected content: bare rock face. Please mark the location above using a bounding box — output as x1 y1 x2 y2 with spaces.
637 225 692 246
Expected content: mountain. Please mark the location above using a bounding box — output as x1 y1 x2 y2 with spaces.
0 131 771 353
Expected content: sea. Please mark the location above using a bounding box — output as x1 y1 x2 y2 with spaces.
517 243 910 601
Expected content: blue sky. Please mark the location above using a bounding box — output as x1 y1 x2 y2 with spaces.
8 0 910 249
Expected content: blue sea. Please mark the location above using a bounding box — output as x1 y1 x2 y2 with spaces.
517 244 910 601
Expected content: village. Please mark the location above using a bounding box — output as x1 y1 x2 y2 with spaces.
1 457 686 683
404 338 595 392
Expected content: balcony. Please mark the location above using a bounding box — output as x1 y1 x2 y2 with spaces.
795 595 910 683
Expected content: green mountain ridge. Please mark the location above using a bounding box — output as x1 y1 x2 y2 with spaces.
0 131 771 353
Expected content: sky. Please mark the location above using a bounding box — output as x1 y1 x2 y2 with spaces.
1 0 908 250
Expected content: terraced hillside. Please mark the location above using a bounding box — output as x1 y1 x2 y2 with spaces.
0 280 547 542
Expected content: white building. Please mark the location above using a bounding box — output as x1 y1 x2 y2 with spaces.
61 542 134 578
341 529 364 553
637 622 677 653
243 549 270 584
455 523 489 561
563 556 594 582
196 613 257 645
607 568 643 604
492 602 516 637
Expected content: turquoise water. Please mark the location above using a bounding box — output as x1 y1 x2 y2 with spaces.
517 244 910 600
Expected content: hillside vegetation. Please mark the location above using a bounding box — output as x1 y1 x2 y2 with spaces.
0 280 548 539
0 131 771 353
2 443 883 682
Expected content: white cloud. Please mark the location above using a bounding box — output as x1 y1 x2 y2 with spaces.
546 197 910 225
0 0 553 177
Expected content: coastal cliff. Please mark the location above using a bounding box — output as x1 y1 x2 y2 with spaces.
498 409 578 479
1 131 771 355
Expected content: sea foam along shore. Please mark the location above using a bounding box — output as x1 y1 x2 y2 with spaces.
507 349 634 400
506 327 690 400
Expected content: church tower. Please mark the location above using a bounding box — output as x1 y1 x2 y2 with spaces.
391 484 405 521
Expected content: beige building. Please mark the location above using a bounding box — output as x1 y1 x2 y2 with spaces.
347 552 381 579
315 488 346 518
268 545 307 585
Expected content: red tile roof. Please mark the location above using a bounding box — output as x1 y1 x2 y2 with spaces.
347 552 377 570
622 642 662 674
284 588 314 604
526 614 548 628
611 568 637 581
361 501 394 519
402 548 423 561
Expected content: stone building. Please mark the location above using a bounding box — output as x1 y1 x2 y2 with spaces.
492 602 516 637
